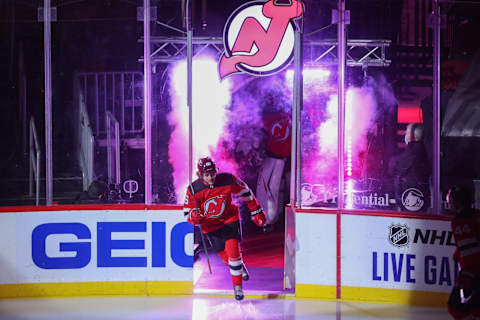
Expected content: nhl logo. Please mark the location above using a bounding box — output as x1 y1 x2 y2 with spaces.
388 224 409 247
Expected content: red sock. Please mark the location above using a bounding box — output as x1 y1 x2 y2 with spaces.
225 238 241 257
225 239 243 286
217 250 228 263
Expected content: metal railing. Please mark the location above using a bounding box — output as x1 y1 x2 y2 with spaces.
106 111 120 186
77 72 144 138
141 36 391 67
75 77 95 192
29 117 41 205
78 94 95 191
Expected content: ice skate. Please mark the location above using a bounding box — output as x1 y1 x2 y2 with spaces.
242 263 250 281
234 285 244 301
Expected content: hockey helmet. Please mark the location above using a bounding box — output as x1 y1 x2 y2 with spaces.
197 157 217 175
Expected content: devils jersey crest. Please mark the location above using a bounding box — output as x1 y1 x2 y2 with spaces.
270 118 291 142
203 195 227 218
184 173 262 234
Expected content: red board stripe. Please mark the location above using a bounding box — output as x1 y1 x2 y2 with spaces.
0 203 183 213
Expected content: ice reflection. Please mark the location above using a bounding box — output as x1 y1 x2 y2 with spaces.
192 298 260 320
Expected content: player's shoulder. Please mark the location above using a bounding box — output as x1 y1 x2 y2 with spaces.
214 172 234 186
217 173 248 189
189 178 209 193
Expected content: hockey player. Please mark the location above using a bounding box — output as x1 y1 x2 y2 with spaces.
184 156 267 300
256 108 291 232
446 185 480 319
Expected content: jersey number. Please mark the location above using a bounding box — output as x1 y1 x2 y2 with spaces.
455 224 471 236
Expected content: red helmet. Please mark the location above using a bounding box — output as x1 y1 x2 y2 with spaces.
197 157 217 175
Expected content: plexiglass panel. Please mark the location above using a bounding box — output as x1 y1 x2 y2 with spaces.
0 2 44 206
298 1 338 208
343 0 433 213
4 0 476 213
50 1 142 204
440 1 480 211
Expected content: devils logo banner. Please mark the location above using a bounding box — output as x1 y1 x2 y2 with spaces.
219 0 304 79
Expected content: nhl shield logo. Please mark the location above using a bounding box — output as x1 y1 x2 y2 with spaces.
388 224 409 247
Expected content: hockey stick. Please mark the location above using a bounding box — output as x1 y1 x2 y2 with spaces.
197 225 212 274
190 185 212 274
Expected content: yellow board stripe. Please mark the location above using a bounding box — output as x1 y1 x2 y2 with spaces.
0 281 193 299
295 284 337 300
342 286 449 307
295 284 449 307
1 282 449 307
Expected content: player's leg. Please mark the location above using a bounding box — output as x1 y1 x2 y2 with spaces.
216 242 247 281
223 221 248 280
448 287 471 320
467 282 480 318
208 223 247 300
206 230 229 265
266 158 286 227
256 158 275 222
225 238 244 300
224 222 248 300
217 249 228 263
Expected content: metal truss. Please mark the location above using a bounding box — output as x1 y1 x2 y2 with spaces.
140 36 391 67
304 39 391 67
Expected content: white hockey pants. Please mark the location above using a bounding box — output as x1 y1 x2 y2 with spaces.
256 157 286 225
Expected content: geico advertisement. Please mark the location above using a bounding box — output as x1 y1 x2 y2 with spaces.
342 215 455 292
1 210 193 284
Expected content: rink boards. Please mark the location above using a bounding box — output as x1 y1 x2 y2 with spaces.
292 207 454 306
0 205 453 306
0 204 193 298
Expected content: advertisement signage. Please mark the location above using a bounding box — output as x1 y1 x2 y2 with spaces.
342 215 455 292
0 209 193 285
295 212 337 286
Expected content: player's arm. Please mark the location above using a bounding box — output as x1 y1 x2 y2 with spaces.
453 248 460 263
231 175 266 227
183 187 204 225
452 219 480 274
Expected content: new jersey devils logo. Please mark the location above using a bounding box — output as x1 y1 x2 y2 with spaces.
219 0 304 79
204 195 226 218
271 118 291 142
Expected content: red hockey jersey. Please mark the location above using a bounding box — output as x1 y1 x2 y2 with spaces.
451 211 480 274
184 173 261 234
263 112 292 158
